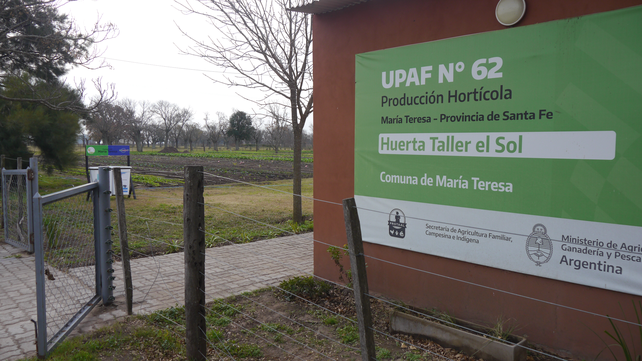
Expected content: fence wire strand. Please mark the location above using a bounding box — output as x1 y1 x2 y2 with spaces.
41 191 98 344
199 254 360 350
9 164 636 360
133 172 642 332
201 289 315 361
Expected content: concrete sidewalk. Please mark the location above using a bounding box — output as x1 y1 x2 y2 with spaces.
0 233 314 361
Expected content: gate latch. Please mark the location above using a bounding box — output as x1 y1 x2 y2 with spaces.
27 169 35 180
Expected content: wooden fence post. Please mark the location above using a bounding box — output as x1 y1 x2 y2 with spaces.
113 168 133 315
184 166 206 361
343 197 376 361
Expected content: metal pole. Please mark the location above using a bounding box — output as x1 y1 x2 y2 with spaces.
17 157 24 242
97 167 114 305
113 168 133 315
27 158 38 253
33 192 47 358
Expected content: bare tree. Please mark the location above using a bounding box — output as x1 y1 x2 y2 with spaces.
177 0 313 223
204 113 222 151
172 108 193 148
147 121 165 150
184 122 201 151
152 100 181 148
218 111 233 150
302 128 313 149
251 117 264 151
84 101 126 145
120 99 153 152
265 103 291 153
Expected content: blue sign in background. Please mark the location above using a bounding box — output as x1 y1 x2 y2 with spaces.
108 145 130 156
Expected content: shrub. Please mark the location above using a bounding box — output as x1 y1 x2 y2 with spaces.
278 276 330 301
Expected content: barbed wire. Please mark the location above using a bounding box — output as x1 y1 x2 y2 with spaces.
118 219 359 356
130 178 642 329
10 166 637 359
198 228 353 293
200 170 340 206
120 232 452 361
125 246 183 309
201 288 327 360
360 252 642 328
200 269 360 353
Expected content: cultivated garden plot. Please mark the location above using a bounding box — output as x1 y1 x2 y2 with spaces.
83 148 313 187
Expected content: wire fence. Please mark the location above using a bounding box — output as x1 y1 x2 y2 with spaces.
39 189 101 351
1 170 29 251
4 163 641 360
94 167 642 360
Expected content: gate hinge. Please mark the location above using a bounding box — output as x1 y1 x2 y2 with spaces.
27 169 35 180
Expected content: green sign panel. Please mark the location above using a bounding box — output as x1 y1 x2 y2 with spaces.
354 6 642 296
85 145 108 156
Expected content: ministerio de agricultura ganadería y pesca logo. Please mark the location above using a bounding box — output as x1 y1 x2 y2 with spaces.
388 208 407 239
525 223 553 266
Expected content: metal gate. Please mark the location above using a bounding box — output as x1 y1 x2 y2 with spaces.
32 165 114 357
1 159 36 253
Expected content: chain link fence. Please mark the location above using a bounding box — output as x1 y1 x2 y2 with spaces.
40 191 100 345
31 165 113 357
2 166 33 253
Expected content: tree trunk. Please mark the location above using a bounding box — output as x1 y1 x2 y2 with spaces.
291 96 303 224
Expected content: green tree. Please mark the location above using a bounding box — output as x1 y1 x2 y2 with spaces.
227 110 255 150
0 0 115 110
0 0 115 169
0 75 83 171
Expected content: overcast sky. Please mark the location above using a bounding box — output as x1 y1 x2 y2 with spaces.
61 0 276 127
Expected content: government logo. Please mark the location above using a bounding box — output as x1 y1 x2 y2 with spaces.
388 209 407 239
525 223 553 266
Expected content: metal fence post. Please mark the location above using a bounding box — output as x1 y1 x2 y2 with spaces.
343 197 376 361
33 192 47 358
1 155 3 230
97 167 114 305
17 157 24 240
26 158 38 253
113 168 133 315
184 166 206 361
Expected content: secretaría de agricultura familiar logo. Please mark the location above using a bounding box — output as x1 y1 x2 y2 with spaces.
525 223 553 266
388 208 407 239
